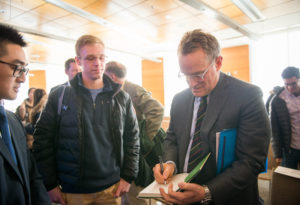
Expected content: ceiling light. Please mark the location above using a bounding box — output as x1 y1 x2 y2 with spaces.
232 0 265 22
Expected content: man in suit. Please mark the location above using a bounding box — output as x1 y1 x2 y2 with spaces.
0 24 50 204
153 29 270 205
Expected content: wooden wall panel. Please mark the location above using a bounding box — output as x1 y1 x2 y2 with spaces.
221 45 249 82
142 58 164 105
28 70 46 90
162 116 170 131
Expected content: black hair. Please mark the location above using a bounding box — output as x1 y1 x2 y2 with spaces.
28 87 36 95
281 66 300 79
0 24 27 57
33 89 46 107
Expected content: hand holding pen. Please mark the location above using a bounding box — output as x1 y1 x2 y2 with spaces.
153 157 175 184
159 156 167 184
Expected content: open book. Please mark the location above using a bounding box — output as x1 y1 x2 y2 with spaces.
138 153 211 198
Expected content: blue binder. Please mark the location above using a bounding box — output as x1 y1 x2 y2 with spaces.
216 128 267 174
216 129 237 175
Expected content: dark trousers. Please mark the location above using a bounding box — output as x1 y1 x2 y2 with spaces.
282 147 300 169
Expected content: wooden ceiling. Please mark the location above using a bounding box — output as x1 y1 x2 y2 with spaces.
1 0 300 62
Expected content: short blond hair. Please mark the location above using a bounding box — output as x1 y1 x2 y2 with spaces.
178 29 220 62
75 35 104 56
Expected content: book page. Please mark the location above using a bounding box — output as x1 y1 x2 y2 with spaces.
138 173 188 198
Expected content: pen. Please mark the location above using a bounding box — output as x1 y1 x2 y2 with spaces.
159 156 166 184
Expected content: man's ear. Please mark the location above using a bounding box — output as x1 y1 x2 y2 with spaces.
215 56 223 71
75 56 81 66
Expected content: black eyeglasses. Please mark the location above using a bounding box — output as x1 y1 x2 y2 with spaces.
0 60 29 77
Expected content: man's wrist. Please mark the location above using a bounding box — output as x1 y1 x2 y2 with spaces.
201 185 212 204
165 160 177 174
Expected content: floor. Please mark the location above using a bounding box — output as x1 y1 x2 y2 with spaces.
258 179 271 205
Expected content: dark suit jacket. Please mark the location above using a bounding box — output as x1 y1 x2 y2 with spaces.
164 73 270 205
0 110 50 205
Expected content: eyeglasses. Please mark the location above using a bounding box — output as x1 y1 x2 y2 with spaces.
82 55 107 62
178 61 214 81
0 60 29 77
285 81 299 87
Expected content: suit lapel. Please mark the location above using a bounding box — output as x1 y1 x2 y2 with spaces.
0 139 19 169
202 73 229 136
182 91 195 156
6 112 27 186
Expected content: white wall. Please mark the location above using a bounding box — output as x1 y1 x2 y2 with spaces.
163 52 188 116
106 50 142 86
251 28 300 102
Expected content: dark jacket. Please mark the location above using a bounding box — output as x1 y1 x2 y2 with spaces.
268 87 291 158
123 80 164 140
0 110 50 205
33 73 140 193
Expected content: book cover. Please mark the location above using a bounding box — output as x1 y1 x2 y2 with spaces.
138 153 211 198
216 129 237 175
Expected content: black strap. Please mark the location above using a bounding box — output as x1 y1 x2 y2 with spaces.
57 85 67 116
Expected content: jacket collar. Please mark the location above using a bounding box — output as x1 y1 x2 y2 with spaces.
70 73 122 96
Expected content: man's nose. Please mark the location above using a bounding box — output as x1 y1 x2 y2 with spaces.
16 72 26 83
188 78 199 88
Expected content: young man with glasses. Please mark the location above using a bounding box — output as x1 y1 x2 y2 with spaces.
0 24 50 204
33 35 140 205
269 66 300 169
153 29 270 205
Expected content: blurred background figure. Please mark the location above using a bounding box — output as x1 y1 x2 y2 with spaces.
50 58 81 93
15 87 35 125
64 58 82 84
269 66 300 169
25 88 47 149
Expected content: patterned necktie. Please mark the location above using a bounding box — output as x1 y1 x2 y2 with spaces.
188 96 207 172
0 106 17 164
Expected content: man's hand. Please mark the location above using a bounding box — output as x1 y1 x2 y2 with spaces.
159 182 205 205
114 178 131 197
48 186 65 205
153 162 175 184
275 158 282 166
